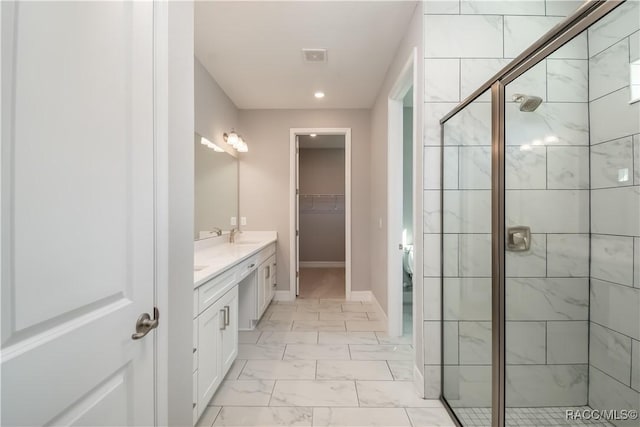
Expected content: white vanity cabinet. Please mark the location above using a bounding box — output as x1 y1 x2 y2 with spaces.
192 236 276 425
192 282 238 423
220 287 238 374
196 296 223 415
257 254 277 318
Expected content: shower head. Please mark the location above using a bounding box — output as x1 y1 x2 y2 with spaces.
512 93 543 112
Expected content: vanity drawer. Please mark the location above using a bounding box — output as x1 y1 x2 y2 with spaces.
237 255 259 281
193 289 199 319
257 243 276 265
198 269 238 314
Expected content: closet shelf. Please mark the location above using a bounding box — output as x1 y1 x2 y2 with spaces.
300 194 345 213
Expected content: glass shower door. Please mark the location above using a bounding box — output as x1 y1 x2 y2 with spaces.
441 90 493 425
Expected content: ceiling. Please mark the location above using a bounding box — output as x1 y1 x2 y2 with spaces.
298 134 345 149
194 1 418 110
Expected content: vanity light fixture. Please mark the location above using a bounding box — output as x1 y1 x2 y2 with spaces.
310 133 317 137
314 91 325 99
223 130 249 153
237 141 248 152
224 130 239 148
201 136 225 152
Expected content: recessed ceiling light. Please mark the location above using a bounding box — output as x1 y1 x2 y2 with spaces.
310 134 317 137
314 91 325 99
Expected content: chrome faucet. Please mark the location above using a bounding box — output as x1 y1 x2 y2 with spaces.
211 227 222 237
229 228 240 243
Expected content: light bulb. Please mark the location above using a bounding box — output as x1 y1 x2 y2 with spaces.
226 131 239 147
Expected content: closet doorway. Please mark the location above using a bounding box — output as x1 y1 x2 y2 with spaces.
289 129 352 300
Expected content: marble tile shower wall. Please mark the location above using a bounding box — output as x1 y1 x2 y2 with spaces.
422 0 589 400
586 2 640 425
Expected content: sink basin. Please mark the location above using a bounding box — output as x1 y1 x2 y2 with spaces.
194 265 208 272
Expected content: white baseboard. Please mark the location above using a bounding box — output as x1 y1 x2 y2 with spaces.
299 261 345 268
348 291 372 302
369 292 389 325
413 364 425 398
273 291 293 302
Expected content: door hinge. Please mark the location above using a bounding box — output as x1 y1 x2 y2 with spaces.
296 188 299 195
296 230 299 236
296 271 299 278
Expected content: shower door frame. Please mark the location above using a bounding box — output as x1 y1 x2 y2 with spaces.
438 1 627 426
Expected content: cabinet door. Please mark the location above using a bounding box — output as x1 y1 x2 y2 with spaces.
221 286 239 376
270 256 277 302
197 302 223 416
257 261 269 318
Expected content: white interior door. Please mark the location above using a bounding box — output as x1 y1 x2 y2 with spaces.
295 136 300 296
1 2 157 425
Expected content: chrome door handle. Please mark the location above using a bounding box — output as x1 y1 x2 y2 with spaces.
219 309 226 330
224 305 230 326
131 307 159 340
266 265 270 279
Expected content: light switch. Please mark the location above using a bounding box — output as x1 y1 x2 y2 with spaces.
241 217 247 226
230 217 237 226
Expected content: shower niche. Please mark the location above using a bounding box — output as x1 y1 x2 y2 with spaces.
440 1 640 426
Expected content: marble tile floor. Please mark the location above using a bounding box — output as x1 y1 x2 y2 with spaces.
198 298 453 427
451 407 613 427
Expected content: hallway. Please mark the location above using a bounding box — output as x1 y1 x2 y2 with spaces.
298 268 346 299
198 298 452 427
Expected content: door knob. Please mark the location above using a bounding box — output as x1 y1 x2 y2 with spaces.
131 307 159 340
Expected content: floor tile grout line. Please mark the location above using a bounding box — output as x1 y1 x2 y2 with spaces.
266 378 278 407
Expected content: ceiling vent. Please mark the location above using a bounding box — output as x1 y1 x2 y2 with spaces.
302 48 327 63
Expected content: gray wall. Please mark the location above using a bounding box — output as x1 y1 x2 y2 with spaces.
194 58 239 157
369 2 424 315
168 1 194 424
238 109 371 292
299 148 346 263
586 3 640 424
368 1 424 389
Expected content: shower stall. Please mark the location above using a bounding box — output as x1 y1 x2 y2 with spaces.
439 1 639 426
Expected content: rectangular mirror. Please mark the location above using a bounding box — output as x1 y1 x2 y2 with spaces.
194 133 239 240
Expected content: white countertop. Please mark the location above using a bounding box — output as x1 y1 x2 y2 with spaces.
193 231 277 288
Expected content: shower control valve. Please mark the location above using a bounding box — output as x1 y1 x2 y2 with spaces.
507 226 531 252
